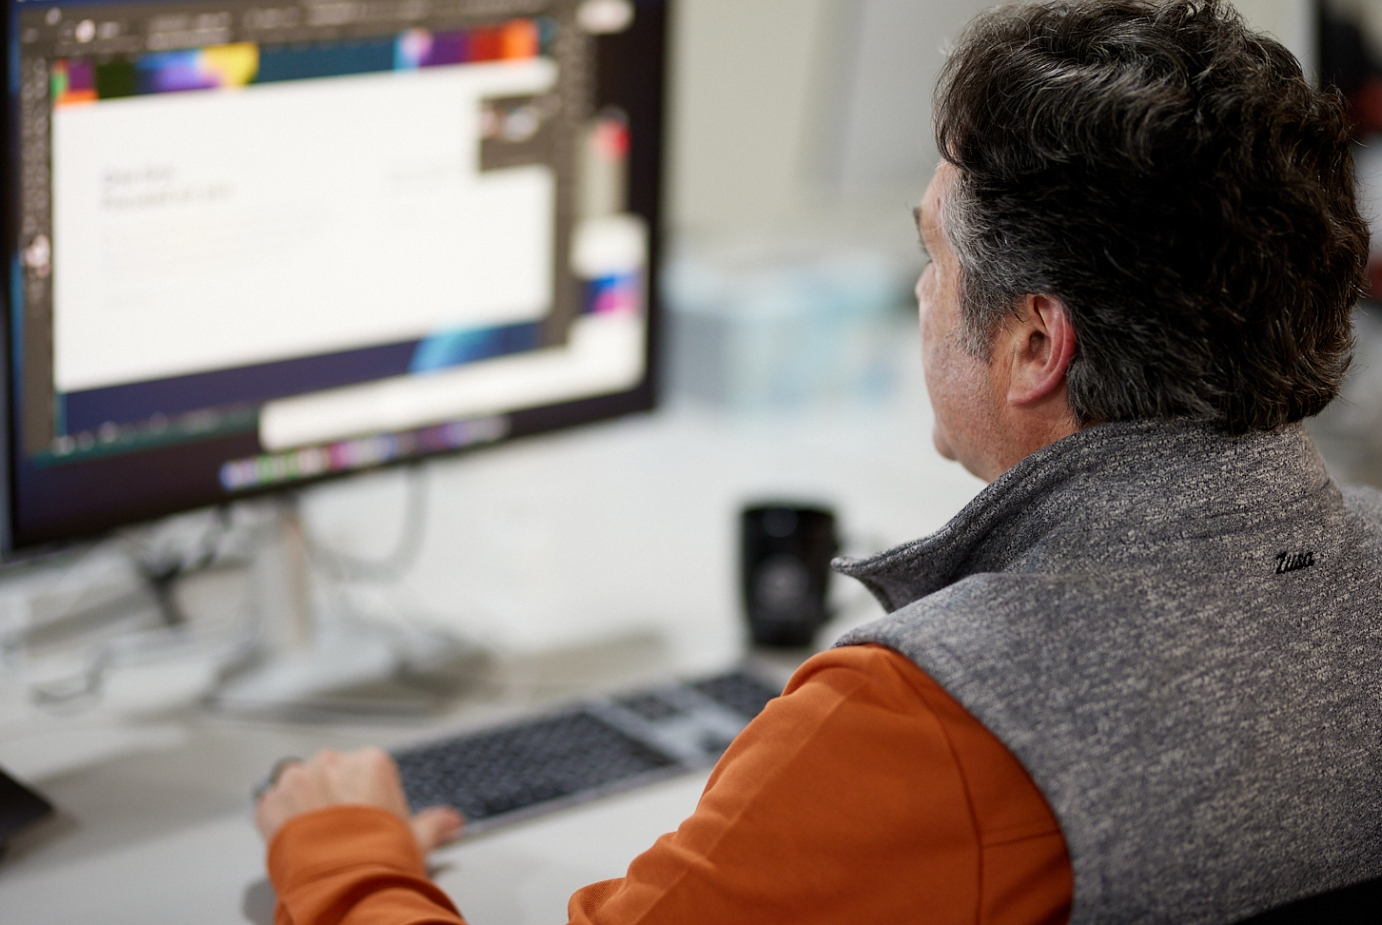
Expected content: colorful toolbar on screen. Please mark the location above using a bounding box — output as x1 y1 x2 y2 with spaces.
52 19 545 107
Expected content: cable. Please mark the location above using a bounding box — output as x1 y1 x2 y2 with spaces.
126 505 236 626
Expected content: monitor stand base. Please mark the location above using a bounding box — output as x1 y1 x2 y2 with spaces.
214 619 483 718
212 499 485 719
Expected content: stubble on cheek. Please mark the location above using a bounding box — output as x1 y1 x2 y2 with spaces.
931 413 958 460
921 340 965 462
923 326 998 474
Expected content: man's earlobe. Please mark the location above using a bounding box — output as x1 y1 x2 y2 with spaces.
1008 295 1077 406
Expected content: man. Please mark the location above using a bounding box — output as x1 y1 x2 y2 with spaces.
255 1 1382 922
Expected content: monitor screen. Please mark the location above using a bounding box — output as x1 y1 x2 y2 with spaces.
3 0 665 553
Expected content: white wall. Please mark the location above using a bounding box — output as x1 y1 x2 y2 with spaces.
1233 0 1317 76
664 0 835 239
830 0 991 199
665 0 993 241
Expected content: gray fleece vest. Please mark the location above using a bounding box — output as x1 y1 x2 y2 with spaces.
834 420 1382 925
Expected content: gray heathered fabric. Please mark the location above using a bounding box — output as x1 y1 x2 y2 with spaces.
834 419 1382 925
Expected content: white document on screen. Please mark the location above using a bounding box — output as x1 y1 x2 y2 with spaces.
51 58 558 393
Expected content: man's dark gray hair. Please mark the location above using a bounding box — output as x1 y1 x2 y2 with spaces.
935 0 1369 434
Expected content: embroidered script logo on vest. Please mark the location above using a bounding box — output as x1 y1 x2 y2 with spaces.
1275 550 1315 574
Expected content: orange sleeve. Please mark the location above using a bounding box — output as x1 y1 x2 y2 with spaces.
268 805 467 925
568 644 1071 925
268 645 1071 925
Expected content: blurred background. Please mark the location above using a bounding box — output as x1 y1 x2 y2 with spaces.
6 4 1382 920
1314 0 1382 483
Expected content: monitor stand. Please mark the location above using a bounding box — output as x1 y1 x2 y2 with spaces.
213 499 485 718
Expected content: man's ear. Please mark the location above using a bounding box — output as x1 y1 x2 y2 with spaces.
1005 294 1077 406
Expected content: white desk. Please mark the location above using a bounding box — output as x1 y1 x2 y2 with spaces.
0 386 987 925
8 773 718 925
2 759 714 925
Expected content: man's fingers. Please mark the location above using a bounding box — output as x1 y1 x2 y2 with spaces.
253 757 303 801
255 761 327 841
253 746 428 846
410 806 464 852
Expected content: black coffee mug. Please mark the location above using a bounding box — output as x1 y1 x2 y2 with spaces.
740 505 838 647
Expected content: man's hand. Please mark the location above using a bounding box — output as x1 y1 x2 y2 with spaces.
254 746 463 852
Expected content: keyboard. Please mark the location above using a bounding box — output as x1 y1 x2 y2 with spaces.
394 668 783 835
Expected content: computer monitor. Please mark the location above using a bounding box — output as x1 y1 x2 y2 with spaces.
2 0 666 557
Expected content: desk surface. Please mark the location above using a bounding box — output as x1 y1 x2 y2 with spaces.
0 632 811 925
6 770 714 925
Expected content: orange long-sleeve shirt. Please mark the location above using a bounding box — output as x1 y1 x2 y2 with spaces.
267 644 1073 924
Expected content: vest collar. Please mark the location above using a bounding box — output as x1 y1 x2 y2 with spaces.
832 419 1330 613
